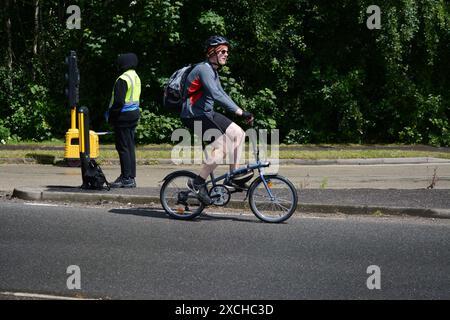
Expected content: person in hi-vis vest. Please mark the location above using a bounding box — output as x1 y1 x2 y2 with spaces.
106 53 141 188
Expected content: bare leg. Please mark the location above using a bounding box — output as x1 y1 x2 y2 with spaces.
224 122 245 172
198 134 227 179
197 122 244 180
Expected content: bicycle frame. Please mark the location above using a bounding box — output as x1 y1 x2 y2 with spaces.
206 160 271 188
203 131 275 200
160 126 297 223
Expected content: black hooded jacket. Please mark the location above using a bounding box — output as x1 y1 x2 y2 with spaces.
109 53 140 127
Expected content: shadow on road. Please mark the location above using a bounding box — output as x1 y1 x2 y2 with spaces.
108 207 262 223
25 153 55 165
109 208 169 219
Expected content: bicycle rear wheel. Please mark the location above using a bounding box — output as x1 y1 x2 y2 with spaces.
160 171 205 220
248 175 298 223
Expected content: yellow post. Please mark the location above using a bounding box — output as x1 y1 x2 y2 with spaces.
64 107 81 165
78 111 85 153
64 106 99 166
70 106 76 129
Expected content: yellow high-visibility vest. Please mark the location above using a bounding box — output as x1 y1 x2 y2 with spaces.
109 69 141 112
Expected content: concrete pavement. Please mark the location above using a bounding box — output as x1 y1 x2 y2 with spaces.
2 158 450 219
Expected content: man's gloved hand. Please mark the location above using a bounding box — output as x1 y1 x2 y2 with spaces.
242 111 254 124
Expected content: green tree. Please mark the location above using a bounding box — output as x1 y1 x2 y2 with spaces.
0 0 448 145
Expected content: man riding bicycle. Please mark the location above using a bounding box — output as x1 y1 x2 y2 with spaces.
181 35 254 205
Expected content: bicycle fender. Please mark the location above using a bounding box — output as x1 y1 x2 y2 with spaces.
161 170 197 181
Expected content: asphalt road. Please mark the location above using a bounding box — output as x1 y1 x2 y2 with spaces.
1 201 449 300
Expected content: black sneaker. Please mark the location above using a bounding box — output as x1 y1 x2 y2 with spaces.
110 176 136 188
187 179 212 205
224 179 248 191
232 170 254 182
110 175 124 188
229 170 253 188
122 177 136 188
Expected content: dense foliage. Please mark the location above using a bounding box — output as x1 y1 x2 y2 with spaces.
1 0 449 145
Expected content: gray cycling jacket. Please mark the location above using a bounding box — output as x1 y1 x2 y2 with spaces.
180 61 239 119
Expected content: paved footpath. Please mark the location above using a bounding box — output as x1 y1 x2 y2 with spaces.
2 160 450 190
2 160 450 219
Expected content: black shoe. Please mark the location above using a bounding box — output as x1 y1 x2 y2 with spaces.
224 179 248 191
110 175 123 188
122 177 136 188
228 170 253 189
110 176 136 188
187 179 212 205
232 170 254 182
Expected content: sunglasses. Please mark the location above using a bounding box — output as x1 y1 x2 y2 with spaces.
218 49 229 55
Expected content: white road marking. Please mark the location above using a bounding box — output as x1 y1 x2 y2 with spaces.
0 291 98 300
302 216 346 220
124 207 255 217
207 211 254 217
24 202 60 207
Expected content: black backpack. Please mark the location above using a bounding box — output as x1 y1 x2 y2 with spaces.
163 64 198 113
81 159 110 190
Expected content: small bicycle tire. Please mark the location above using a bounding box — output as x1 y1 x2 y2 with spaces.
160 171 205 220
248 175 298 223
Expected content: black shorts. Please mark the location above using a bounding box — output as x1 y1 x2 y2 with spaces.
182 112 233 138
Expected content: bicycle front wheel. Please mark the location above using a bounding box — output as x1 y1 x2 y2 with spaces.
160 171 205 220
248 175 298 223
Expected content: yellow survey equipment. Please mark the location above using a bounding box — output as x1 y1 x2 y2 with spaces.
63 50 100 167
64 106 99 166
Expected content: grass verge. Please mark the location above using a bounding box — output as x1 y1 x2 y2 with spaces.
0 142 450 161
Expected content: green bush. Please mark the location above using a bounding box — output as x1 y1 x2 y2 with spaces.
0 120 11 142
284 128 312 144
420 94 450 147
220 66 279 129
1 1 449 145
397 93 450 146
0 66 54 141
136 110 182 144
6 84 53 141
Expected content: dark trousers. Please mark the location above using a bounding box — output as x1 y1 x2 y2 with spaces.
114 126 137 178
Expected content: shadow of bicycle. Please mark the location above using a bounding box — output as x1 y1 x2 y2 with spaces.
108 207 261 223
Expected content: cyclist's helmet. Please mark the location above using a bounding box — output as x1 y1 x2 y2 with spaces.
204 35 230 57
